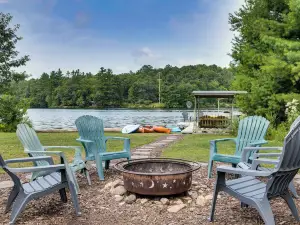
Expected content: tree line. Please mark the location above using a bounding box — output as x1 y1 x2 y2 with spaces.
10 65 233 109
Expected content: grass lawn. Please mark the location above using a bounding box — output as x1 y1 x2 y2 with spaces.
162 134 284 162
0 132 165 169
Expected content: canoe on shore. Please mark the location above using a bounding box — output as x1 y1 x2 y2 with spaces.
137 126 171 134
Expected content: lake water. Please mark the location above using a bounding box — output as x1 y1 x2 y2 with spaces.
27 108 194 130
27 108 241 130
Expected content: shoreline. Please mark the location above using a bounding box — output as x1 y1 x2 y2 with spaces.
36 128 122 133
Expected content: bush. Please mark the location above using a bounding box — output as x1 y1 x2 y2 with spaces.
0 95 31 132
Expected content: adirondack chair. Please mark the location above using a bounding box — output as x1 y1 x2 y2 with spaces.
75 115 131 180
0 154 81 225
238 115 300 198
209 120 300 225
208 116 270 178
16 124 91 194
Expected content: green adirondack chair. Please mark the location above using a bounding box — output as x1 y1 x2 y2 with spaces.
75 115 131 180
16 124 91 193
208 116 270 178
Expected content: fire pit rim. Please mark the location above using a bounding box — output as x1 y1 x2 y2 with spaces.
114 157 201 176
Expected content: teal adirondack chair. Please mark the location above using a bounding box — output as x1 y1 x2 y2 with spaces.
75 115 131 180
16 124 91 193
208 116 270 178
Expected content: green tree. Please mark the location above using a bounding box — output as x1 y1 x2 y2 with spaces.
0 13 30 131
0 13 29 93
230 0 300 125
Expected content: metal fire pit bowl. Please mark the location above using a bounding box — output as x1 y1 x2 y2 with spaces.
114 158 201 196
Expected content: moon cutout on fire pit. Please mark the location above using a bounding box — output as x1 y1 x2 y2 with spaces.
149 180 155 189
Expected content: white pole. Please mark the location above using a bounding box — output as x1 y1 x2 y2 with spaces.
158 72 161 104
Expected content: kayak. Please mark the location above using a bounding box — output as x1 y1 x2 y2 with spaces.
153 126 171 134
144 127 155 133
137 126 155 133
166 125 182 133
122 125 140 134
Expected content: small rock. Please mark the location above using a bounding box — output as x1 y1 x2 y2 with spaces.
140 198 149 205
0 180 14 189
196 196 207 206
205 194 213 200
25 174 32 180
181 196 192 201
111 186 127 196
189 207 195 212
114 195 124 202
198 189 204 194
111 179 123 188
125 194 136 204
192 181 199 186
167 204 186 213
188 191 198 200
172 199 184 205
104 181 113 189
119 202 125 206
160 198 170 205
187 200 192 204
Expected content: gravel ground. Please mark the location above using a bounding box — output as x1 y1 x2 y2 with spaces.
0 165 300 225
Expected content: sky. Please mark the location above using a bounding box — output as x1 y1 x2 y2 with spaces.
1 0 244 77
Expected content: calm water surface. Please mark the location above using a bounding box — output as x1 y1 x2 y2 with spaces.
27 109 194 130
27 108 242 130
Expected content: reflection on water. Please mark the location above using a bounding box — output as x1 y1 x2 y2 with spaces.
27 109 194 130
27 108 241 130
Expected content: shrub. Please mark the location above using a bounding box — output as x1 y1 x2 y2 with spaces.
0 95 31 132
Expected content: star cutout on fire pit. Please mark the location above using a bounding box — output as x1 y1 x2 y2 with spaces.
162 183 168 188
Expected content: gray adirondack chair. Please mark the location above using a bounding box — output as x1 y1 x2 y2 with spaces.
238 116 300 198
16 124 91 193
75 115 131 180
0 154 81 225
208 116 270 178
209 119 300 225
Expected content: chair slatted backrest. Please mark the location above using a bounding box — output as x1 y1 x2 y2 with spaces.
266 120 300 198
75 115 106 159
290 116 300 130
235 116 270 156
16 124 48 167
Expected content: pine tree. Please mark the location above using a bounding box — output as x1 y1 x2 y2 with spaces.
230 0 300 125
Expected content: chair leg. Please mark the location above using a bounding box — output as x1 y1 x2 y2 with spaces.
282 192 300 221
289 182 299 199
208 159 214 178
10 193 29 225
59 188 67 203
209 172 224 222
209 186 219 222
5 185 19 213
95 156 105 181
68 182 82 216
105 160 110 170
256 200 275 225
84 168 91 186
70 170 80 194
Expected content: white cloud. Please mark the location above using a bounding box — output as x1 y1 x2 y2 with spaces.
2 0 245 76
166 0 245 67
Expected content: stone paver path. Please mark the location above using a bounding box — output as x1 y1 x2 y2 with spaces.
130 134 183 160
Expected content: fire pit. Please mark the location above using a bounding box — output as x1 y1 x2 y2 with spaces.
114 158 200 196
